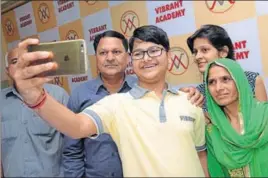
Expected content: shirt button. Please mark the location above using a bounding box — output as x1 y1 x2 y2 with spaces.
23 120 28 124
24 139 28 143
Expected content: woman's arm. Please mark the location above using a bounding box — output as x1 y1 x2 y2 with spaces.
255 76 268 101
198 150 210 177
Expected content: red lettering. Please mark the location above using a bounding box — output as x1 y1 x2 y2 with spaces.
241 40 247 48
236 52 243 60
89 24 107 35
58 2 74 13
90 35 95 42
155 0 182 14
58 0 69 6
72 76 88 83
20 20 32 28
244 51 249 58
234 40 247 50
156 8 185 23
19 14 30 22
88 24 107 42
235 51 249 60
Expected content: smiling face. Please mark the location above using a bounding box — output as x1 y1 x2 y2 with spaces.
207 65 238 107
192 38 228 73
131 39 169 84
95 37 129 77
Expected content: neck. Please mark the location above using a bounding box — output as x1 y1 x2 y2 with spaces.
223 101 239 122
138 79 167 98
101 73 125 94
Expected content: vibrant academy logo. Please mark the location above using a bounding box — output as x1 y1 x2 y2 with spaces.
38 3 50 24
65 30 79 40
120 10 140 37
5 18 15 36
205 0 235 13
168 47 190 75
85 0 96 5
51 76 64 87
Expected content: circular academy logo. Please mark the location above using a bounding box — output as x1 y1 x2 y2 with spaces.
51 76 64 87
5 19 14 36
85 0 96 5
205 0 235 13
168 47 190 75
38 3 50 24
120 10 140 37
65 30 79 40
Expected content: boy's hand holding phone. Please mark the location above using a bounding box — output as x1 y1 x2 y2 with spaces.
28 39 88 77
12 38 88 105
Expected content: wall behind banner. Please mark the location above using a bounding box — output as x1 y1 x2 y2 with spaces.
2 0 268 93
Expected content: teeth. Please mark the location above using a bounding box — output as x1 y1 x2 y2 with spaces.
144 64 156 68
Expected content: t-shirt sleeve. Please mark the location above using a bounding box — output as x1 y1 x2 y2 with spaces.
194 107 206 152
82 95 116 138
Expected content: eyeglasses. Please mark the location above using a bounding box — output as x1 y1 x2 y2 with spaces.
131 46 165 61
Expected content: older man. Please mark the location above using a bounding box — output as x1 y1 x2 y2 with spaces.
1 47 69 177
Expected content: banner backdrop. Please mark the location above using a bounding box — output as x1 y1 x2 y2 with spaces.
2 0 268 93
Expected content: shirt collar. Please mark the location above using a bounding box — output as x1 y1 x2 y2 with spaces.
124 75 137 88
93 74 137 94
4 86 23 100
129 83 179 99
92 75 104 94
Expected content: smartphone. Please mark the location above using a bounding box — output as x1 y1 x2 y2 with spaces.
28 39 88 76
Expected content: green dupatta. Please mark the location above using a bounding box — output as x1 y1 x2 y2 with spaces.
204 58 268 177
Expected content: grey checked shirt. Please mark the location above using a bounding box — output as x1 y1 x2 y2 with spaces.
1 83 69 177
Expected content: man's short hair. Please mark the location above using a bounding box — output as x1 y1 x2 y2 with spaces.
93 30 128 52
129 25 170 53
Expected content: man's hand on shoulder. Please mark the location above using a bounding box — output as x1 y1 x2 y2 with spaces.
179 87 204 107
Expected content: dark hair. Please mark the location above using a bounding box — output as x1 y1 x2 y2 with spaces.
93 30 128 52
187 24 234 60
129 25 170 53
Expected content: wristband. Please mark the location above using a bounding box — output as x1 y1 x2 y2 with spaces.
24 89 47 109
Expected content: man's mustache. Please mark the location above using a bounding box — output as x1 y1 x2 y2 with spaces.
103 63 118 66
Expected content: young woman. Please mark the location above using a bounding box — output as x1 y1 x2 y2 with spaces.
187 24 267 113
204 58 268 177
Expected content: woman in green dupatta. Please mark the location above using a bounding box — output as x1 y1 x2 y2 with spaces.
204 58 268 177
